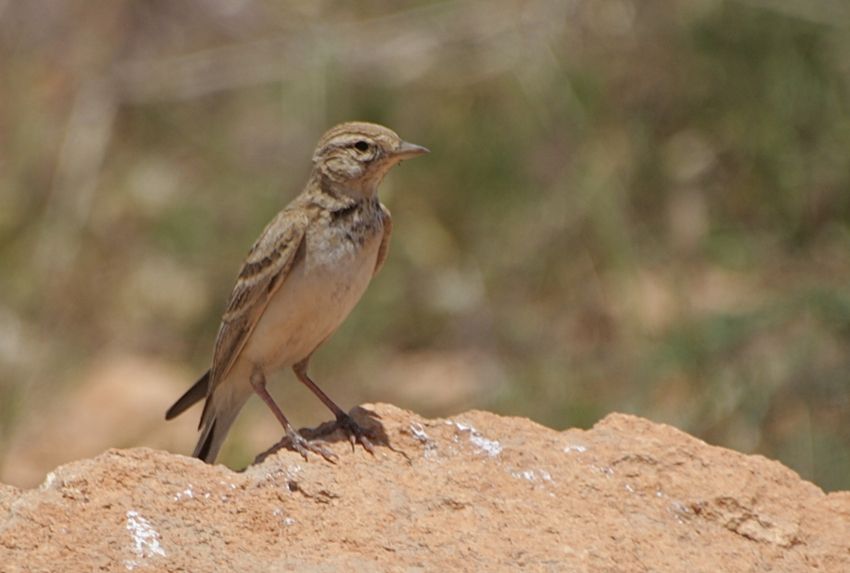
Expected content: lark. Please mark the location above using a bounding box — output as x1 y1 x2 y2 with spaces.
165 122 428 464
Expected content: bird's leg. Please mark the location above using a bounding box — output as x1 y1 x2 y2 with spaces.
293 357 375 455
250 367 337 463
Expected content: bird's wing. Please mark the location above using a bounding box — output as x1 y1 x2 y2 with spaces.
373 203 393 276
207 209 309 394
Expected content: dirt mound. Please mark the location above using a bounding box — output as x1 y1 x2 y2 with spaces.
1 404 848 572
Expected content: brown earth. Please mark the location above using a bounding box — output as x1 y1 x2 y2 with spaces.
1 403 849 572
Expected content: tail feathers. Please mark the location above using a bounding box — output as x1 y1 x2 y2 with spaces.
169 368 250 464
193 418 219 462
167 369 228 463
190 382 251 464
192 403 242 463
165 370 210 421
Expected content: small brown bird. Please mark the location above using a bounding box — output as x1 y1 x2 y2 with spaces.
165 122 428 463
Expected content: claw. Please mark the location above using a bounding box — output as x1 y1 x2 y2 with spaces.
254 426 338 465
335 413 376 456
290 431 338 464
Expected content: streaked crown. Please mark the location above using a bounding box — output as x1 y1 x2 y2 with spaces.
311 121 428 197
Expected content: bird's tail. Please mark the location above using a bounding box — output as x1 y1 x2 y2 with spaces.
191 377 252 463
166 369 251 464
165 370 210 421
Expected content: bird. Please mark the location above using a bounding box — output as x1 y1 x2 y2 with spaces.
165 121 428 464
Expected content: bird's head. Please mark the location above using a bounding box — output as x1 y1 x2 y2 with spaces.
312 121 429 198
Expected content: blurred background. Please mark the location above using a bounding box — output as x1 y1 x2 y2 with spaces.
1 0 849 490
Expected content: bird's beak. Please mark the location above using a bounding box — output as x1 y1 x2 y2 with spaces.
393 140 430 160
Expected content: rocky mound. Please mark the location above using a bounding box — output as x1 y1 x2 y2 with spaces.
1 404 848 571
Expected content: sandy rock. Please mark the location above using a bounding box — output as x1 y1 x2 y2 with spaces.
1 404 848 572
0 484 18 515
1 353 197 488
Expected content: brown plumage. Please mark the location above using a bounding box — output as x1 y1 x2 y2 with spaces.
166 122 428 463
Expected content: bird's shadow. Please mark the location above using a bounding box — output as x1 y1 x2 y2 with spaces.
250 406 393 466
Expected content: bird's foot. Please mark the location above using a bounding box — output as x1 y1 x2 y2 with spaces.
255 426 338 465
333 412 376 455
290 428 338 463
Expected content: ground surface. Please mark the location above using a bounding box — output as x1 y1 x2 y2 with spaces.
1 403 849 572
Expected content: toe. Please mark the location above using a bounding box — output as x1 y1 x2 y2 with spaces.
309 441 338 463
337 414 376 455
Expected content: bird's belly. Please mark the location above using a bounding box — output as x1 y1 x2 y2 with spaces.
240 233 381 371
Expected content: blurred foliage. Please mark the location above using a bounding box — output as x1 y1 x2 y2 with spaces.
1 0 849 489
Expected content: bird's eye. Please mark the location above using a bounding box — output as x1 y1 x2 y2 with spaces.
354 140 370 152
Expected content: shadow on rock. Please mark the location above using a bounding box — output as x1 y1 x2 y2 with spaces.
250 406 391 466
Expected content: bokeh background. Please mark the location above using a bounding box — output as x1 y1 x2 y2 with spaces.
2 0 849 490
